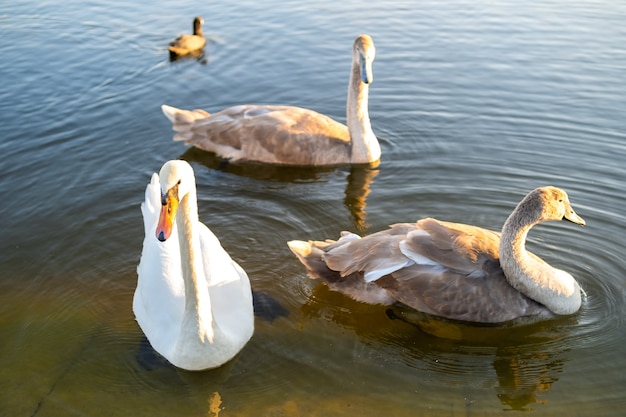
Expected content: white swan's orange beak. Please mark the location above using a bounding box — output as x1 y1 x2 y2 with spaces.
156 188 179 242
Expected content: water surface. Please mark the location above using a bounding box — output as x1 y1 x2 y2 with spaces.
1 0 625 415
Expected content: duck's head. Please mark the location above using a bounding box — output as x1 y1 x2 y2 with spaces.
523 186 586 226
156 160 196 241
354 34 375 84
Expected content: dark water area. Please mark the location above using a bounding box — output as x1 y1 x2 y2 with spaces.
1 0 625 415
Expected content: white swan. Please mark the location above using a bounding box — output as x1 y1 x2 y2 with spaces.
161 34 380 165
288 186 586 323
134 160 254 370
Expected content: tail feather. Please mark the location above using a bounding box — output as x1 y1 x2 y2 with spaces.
168 46 188 56
287 239 394 305
161 104 211 141
287 240 333 280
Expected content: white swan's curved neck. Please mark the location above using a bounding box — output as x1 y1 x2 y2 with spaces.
500 214 581 315
346 61 380 164
177 191 214 344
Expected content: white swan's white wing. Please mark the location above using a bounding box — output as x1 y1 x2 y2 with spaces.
198 223 254 345
134 173 185 358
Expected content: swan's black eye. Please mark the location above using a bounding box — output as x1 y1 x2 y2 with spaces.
558 199 563 203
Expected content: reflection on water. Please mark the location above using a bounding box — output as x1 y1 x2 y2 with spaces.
169 48 208 64
180 147 339 183
300 283 575 412
182 146 380 231
1 0 625 415
493 346 565 412
343 163 379 231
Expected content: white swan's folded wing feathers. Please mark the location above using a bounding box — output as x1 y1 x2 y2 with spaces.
197 224 250 292
135 172 186 354
197 223 254 344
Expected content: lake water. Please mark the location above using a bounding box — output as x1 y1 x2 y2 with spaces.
1 0 625 415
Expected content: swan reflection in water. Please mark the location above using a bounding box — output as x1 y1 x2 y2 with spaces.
493 346 565 411
299 284 575 412
180 146 379 231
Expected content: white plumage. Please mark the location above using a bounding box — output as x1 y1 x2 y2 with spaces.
134 160 253 370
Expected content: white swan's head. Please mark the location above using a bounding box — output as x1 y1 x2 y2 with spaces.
156 160 196 242
518 186 586 226
354 34 375 84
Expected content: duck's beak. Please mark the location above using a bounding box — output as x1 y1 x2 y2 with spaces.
156 187 179 241
564 207 586 227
